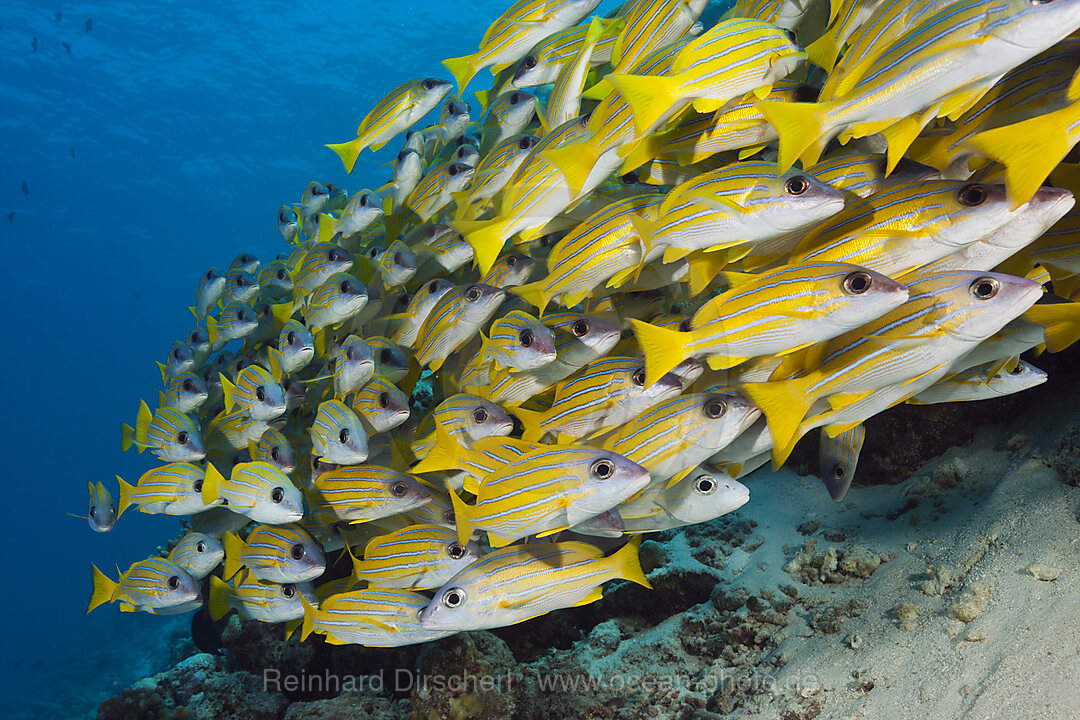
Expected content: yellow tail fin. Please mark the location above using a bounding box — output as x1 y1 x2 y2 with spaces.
512 406 547 444
208 575 233 621
740 376 813 467
805 33 841 71
120 424 135 453
442 53 480 95
455 218 511 276
299 594 318 641
611 535 651 589
115 475 136 519
510 281 553 317
445 483 475 547
135 400 152 450
206 315 220 346
544 142 599 199
628 319 691 389
325 137 365 174
1025 301 1080 353
756 99 830 173
87 564 118 614
222 531 246 580
411 424 466 475
605 73 682 136
966 107 1077 210
220 374 237 414
202 462 225 507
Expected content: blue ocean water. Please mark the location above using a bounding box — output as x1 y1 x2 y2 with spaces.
0 1 545 716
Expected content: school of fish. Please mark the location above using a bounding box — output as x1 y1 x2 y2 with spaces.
82 0 1080 646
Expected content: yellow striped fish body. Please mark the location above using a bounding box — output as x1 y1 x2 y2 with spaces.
297 181 329 218
161 372 208 415
481 253 537 287
791 181 1026 278
454 135 538 221
205 409 271 457
301 589 454 646
195 266 226 319
304 273 369 331
601 393 762 485
1026 209 1080 298
274 320 315 376
330 335 375 397
512 193 659 315
202 460 305 524
481 310 557 372
635 161 846 266
482 92 539 150
410 394 514 472
510 21 617 88
456 115 593 274
334 191 383 239
436 95 472 145
367 336 411 382
352 376 410 433
350 524 482 589
116 463 221 518
131 403 205 462
164 341 196 379
618 470 749 533
910 40 1080 176
293 243 354 295
764 0 1080 172
805 0 887 71
87 557 200 615
818 423 865 502
326 78 452 173
924 186 1074 274
607 18 806 136
742 271 1045 464
447 440 651 546
167 532 225 580
222 523 326 583
513 356 683 442
390 278 456 347
485 312 622 405
419 538 650 631
909 359 1047 405
312 465 432 523
411 225 474 274
255 427 298 474
403 484 459 528
441 0 602 93
276 205 299 243
80 480 116 533
413 284 506 370
208 571 316 623
382 148 427 212
258 259 294 299
611 0 708 74
222 364 285 421
630 262 909 384
309 399 368 464
206 299 258 348
543 16 608 132
728 0 816 29
223 269 259 304
404 162 475 223
809 152 940 199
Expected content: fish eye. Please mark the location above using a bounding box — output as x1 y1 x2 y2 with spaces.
327 250 338 262
621 171 639 184
345 347 355 361
172 349 181 360
236 310 245 321
393 251 403 265
519 328 534 347
193 478 203 493
339 427 350 444
277 269 287 280
271 487 285 503
632 368 646 386
177 430 189 444
234 276 246 287
833 464 846 480
282 378 293 391
256 386 266 402
579 114 591 128
794 85 819 103
196 541 206 553
379 348 393 363
359 194 367 207
465 285 482 301
281 584 296 598
379 392 390 408
843 271 873 295
703 398 727 419
448 164 462 176
446 542 466 559
188 331 200 343
472 407 489 423
572 319 590 337
270 446 280 462
428 280 440 294
590 458 615 480
523 55 537 69
287 331 296 345
694 475 716 495
969 277 1000 299
445 510 456 525
391 481 408 497
445 103 457 116
290 543 304 560
278 212 287 223
235 360 245 373
678 319 691 332
182 379 195 392
205 270 214 280
442 587 466 608
509 93 520 105
422 79 435 89
518 137 532 150
958 183 989 207
506 255 520 268
89 505 96 517
369 246 380 258
340 280 352 294
405 130 414 140
1009 364 1025 375
397 150 407 162
783 28 797 43
785 176 810 196
167 576 180 590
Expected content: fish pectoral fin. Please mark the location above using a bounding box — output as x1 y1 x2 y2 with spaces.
571 587 604 607
665 466 696 489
